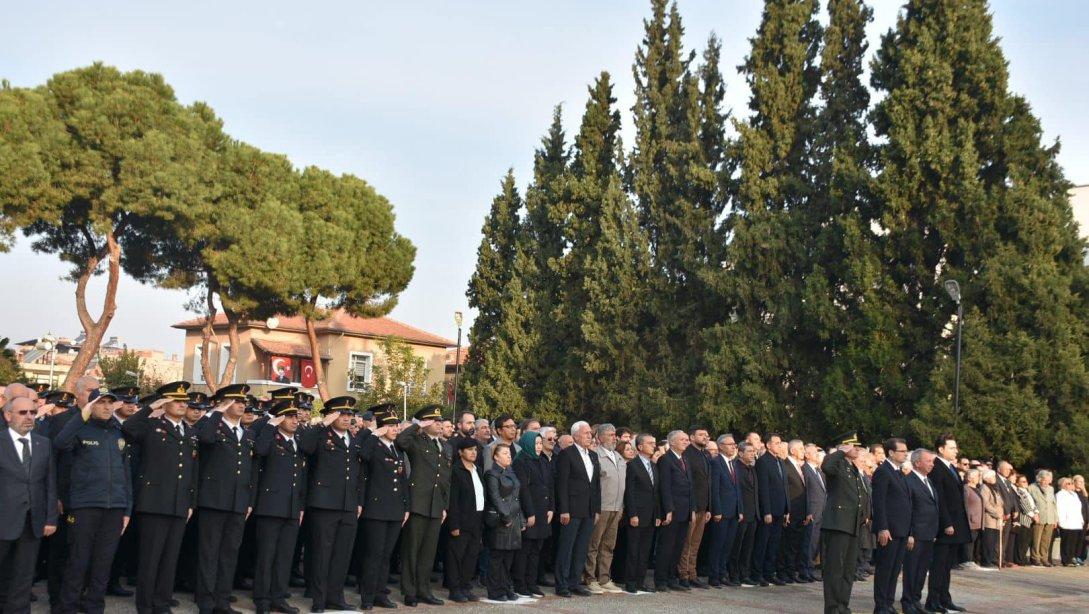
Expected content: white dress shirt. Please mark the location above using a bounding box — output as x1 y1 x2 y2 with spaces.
8 428 31 461
912 469 935 499
470 466 485 511
576 444 594 481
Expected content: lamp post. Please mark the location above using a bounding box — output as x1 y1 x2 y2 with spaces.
35 333 57 388
944 280 963 429
401 381 412 422
452 311 463 412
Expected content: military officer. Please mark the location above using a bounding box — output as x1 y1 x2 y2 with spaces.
358 407 409 610
193 383 256 614
396 405 452 607
121 381 198 614
52 388 132 614
251 399 309 614
298 396 364 613
106 386 141 597
820 433 870 614
176 390 213 595
266 389 312 589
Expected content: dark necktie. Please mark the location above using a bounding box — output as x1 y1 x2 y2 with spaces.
234 426 242 442
177 423 184 438
679 455 687 474
727 459 736 483
288 438 296 454
19 437 31 474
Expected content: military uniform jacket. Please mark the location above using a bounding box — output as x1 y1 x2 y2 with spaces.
195 411 256 513
819 450 869 536
395 423 451 518
252 417 308 519
52 411 132 514
122 406 199 518
360 434 409 522
299 425 364 512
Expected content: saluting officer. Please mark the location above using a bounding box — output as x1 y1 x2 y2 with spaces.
299 396 364 613
357 407 409 610
820 432 869 614
176 391 213 595
52 388 132 614
396 404 452 607
251 399 308 614
194 383 256 614
267 388 310 589
106 386 141 597
121 381 198 614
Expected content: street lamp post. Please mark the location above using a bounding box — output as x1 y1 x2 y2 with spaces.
401 381 412 422
944 280 963 429
452 311 463 413
35 333 57 388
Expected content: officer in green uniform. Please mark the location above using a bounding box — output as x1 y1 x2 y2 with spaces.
395 405 452 606
820 432 869 614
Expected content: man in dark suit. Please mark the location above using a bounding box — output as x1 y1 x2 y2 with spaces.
250 399 308 614
730 442 759 586
994 461 1020 567
679 427 712 589
122 381 199 614
0 396 58 613
554 420 601 597
194 383 256 614
623 433 660 593
299 396 363 612
654 429 692 591
926 434 970 614
803 443 828 582
707 434 742 587
754 434 788 585
359 409 409 610
395 405 452 606
872 437 912 614
781 439 810 583
820 434 868 614
902 449 940 614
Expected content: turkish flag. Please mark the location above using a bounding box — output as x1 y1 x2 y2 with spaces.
300 359 316 388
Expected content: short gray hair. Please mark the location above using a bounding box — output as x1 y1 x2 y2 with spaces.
570 421 590 436
910 448 932 465
966 468 981 482
1036 469 1052 481
716 433 736 447
788 439 804 454
474 418 489 429
667 430 685 445
737 441 752 454
595 423 616 438
540 426 556 440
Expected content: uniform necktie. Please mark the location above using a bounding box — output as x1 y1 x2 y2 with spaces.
288 438 296 453
235 426 242 442
177 423 184 438
18 437 31 473
344 434 350 448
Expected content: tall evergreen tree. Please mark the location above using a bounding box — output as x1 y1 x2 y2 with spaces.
870 0 1089 468
701 0 822 433
630 0 728 428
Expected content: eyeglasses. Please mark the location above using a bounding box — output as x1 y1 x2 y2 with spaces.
500 423 516 429
544 437 556 442
12 409 37 416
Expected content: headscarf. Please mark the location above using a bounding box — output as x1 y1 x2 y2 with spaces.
515 431 542 462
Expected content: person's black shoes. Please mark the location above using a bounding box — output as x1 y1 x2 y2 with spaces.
419 595 444 606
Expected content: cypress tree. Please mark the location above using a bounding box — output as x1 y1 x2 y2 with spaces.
701 0 822 433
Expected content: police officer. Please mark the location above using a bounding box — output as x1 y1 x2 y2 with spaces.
358 408 408 610
396 405 452 607
298 396 363 613
192 383 255 614
106 386 141 597
52 388 132 614
251 399 308 614
121 381 198 614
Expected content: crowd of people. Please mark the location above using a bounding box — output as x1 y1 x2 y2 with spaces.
1 377 1087 614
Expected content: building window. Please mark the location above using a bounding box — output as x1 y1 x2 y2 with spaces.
347 352 373 392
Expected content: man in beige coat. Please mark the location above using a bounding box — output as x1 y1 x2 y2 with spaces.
1028 470 1058 565
584 424 626 593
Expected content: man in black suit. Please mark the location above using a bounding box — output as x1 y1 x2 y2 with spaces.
299 396 363 612
554 420 601 597
730 441 759 586
994 461 1019 567
780 439 810 583
707 434 742 587
679 427 711 589
754 434 788 585
0 396 58 613
902 449 940 614
194 383 256 614
926 434 970 614
623 433 660 593
358 409 409 610
654 429 692 591
802 444 828 582
250 399 308 614
872 437 912 614
122 381 199 614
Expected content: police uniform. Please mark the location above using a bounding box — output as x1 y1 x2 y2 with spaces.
251 400 308 614
357 408 408 610
395 405 452 606
52 389 132 614
121 381 198 614
194 383 256 613
298 396 364 612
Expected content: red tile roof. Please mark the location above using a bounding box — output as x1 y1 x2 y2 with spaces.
173 310 455 348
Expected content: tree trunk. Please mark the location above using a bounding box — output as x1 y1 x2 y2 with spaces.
198 285 219 392
64 231 121 391
304 311 330 401
216 311 240 389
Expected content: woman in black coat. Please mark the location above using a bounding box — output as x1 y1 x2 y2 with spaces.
485 443 526 601
512 432 550 597
444 438 486 603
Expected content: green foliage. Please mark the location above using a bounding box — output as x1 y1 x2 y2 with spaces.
98 349 143 389
0 337 23 384
358 336 444 414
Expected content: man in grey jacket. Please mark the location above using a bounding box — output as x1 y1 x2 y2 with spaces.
1028 470 1057 566
584 423 626 593
802 443 827 581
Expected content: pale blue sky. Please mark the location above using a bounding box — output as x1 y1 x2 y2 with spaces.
2 0 1086 353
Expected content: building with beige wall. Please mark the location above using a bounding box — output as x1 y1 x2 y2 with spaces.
173 310 455 398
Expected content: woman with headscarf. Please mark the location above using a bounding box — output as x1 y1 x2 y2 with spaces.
512 431 550 598
485 444 526 601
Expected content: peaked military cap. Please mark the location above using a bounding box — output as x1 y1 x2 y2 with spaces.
269 387 300 401
187 391 211 410
213 383 250 402
323 396 357 415
44 390 75 408
413 404 443 421
110 385 140 403
87 387 117 404
157 381 191 401
834 431 861 447
376 410 400 427
366 402 397 415
272 399 299 416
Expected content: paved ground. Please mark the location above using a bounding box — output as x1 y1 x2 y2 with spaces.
29 564 1089 613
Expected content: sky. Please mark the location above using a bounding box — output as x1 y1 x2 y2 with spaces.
2 0 1087 355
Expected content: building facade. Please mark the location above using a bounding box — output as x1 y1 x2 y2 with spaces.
173 310 455 398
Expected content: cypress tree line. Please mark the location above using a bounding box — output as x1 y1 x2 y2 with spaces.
463 0 1089 472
